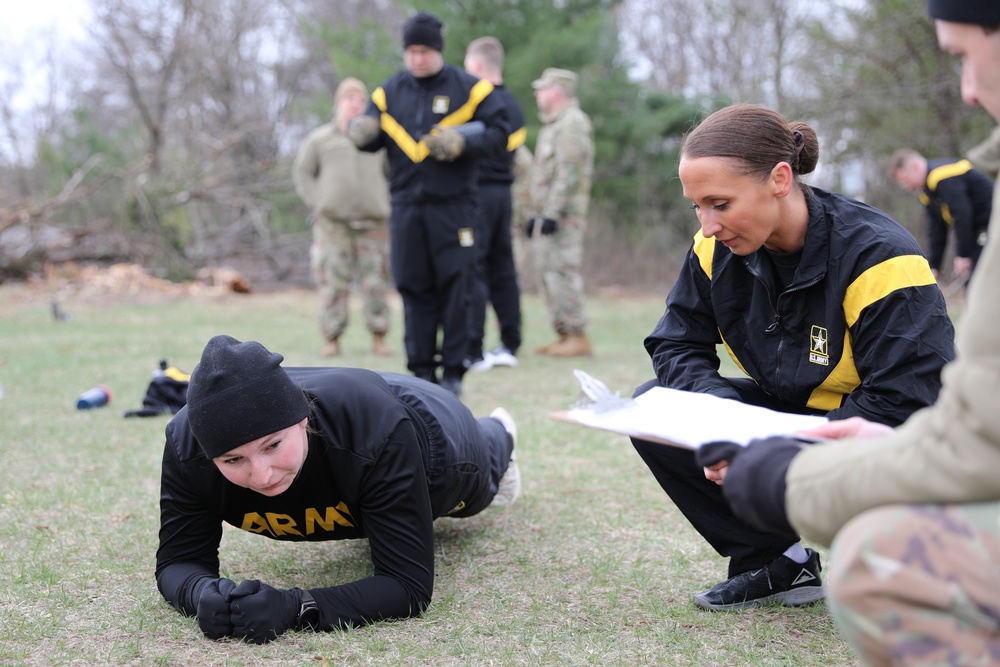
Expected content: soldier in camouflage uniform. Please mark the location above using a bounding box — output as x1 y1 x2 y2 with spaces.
527 68 595 357
293 77 393 357
695 2 1000 662
829 502 1000 666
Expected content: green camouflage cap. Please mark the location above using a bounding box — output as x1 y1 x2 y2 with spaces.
532 68 578 93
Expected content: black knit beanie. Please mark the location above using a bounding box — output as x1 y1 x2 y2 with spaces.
186 335 309 459
927 0 1000 25
403 12 444 51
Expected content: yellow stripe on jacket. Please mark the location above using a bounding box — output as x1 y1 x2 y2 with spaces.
371 80 495 163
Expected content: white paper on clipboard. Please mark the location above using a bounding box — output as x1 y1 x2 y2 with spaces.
552 370 828 449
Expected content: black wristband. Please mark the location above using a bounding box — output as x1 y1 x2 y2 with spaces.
296 589 320 631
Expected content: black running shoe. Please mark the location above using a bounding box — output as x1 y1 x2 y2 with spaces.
693 548 825 611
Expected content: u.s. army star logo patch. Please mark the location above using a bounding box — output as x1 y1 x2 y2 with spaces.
809 325 829 366
432 96 450 114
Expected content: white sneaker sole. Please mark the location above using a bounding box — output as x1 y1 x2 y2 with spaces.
489 407 520 507
693 583 826 611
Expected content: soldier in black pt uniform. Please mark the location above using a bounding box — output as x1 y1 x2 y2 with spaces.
155 335 519 643
349 12 510 397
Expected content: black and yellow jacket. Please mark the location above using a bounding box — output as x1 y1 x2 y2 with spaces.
357 63 509 205
477 83 527 186
645 187 955 427
920 158 993 269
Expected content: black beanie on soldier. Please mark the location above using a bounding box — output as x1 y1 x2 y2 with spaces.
402 12 444 51
927 0 1000 25
186 335 309 459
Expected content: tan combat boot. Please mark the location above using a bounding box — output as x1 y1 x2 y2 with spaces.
323 338 341 357
546 333 593 357
535 333 568 355
372 332 391 356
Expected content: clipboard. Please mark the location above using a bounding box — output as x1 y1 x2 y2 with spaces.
551 370 828 450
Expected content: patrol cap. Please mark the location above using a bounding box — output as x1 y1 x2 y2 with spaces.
334 77 368 106
927 0 1000 24
532 68 578 93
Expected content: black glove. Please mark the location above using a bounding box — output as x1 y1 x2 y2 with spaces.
695 436 804 540
524 218 536 238
539 217 558 235
229 579 301 644
196 577 237 640
347 115 380 147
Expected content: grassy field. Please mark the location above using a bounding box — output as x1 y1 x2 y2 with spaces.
0 280 859 667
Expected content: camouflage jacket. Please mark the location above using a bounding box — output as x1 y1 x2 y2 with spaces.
786 126 1000 546
530 99 594 222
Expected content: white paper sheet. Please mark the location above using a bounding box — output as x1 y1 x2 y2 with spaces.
560 384 828 449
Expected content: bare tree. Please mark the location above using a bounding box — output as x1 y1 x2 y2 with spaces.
89 0 195 175
617 0 805 108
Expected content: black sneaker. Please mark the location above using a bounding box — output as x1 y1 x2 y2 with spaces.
693 548 825 611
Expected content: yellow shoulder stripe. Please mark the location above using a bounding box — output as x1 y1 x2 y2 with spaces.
843 255 936 327
719 335 752 378
436 79 494 129
810 254 935 412
380 113 430 162
370 81 495 163
692 232 751 376
692 230 715 280
165 367 191 382
508 126 527 152
926 159 973 191
372 86 429 161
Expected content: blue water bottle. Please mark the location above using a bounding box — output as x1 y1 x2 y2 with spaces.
77 385 111 410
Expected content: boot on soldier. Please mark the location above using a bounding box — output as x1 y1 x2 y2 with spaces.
372 332 391 356
546 333 593 357
323 338 341 357
535 333 568 355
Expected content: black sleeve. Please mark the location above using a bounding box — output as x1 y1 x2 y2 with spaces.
309 419 435 629
353 99 385 154
936 175 978 259
924 206 948 271
645 245 741 400
462 84 510 160
155 432 225 616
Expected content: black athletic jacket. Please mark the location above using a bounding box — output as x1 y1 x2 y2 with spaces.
155 368 494 631
920 158 993 270
357 63 509 205
646 188 955 427
477 84 527 186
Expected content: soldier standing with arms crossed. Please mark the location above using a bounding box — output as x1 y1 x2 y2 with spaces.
527 68 595 358
293 78 393 357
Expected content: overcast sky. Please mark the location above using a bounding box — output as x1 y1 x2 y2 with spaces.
1 1 91 110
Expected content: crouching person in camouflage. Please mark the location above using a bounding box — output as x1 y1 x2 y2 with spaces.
693 4 1000 663
293 77 393 357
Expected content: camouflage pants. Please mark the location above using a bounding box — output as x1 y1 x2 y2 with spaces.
828 502 1000 666
532 220 587 335
310 215 391 341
